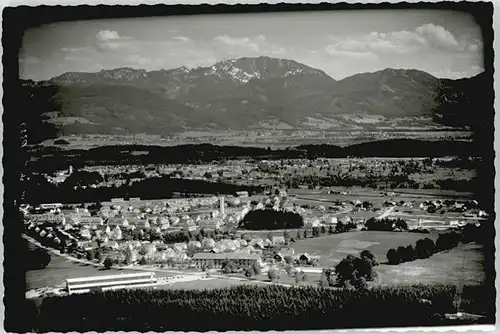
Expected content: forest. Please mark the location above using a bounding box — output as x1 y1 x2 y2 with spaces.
30 284 494 332
21 173 263 204
25 139 480 174
239 209 304 230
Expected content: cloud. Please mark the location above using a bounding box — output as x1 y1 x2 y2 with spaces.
326 23 477 59
468 44 479 53
60 47 93 53
415 23 459 49
433 67 481 79
173 36 192 43
96 30 120 42
214 35 261 52
128 55 152 66
324 46 379 61
95 30 132 52
212 34 288 59
270 47 287 56
19 56 40 65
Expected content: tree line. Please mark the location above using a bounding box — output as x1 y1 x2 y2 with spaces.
386 224 485 265
26 139 480 174
364 218 408 232
239 209 304 230
22 172 262 205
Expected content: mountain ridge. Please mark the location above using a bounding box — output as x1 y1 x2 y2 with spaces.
20 56 488 142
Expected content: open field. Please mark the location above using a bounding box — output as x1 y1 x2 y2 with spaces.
227 270 321 287
289 186 474 204
290 231 438 267
26 246 140 290
376 243 485 286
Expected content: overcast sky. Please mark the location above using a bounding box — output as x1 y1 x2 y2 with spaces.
19 9 484 81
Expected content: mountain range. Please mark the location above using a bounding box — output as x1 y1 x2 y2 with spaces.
20 56 489 140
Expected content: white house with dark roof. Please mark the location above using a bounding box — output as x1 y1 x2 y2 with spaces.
79 228 91 240
272 236 286 245
106 217 129 227
236 191 249 198
173 243 188 252
79 216 104 225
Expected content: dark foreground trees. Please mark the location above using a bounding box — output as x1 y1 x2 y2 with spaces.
33 284 493 332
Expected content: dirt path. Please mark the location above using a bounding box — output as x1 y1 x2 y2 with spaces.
376 206 395 219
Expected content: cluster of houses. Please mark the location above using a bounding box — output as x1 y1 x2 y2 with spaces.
24 194 328 271
25 215 316 269
75 159 272 187
46 165 73 184
25 222 79 249
25 190 487 273
419 199 486 216
23 191 294 260
26 194 253 234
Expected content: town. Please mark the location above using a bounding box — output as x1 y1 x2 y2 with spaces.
23 154 490 298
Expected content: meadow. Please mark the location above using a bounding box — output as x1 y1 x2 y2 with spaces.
289 186 474 204
289 231 438 267
25 252 146 290
376 242 485 286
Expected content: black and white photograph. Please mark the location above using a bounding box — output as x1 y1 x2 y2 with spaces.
3 2 496 332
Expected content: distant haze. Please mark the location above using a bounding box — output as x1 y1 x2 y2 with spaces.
20 9 484 81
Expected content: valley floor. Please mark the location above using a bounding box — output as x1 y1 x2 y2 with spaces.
41 130 474 150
